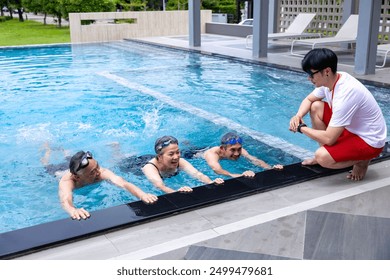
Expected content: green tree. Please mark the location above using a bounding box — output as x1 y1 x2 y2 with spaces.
115 0 164 11
4 0 24 21
23 0 53 25
148 0 163 10
23 0 116 27
23 0 65 26
163 0 236 15
165 0 187 10
203 0 235 14
60 0 116 25
13 0 24 21
126 0 147 11
0 0 8 17
61 0 116 15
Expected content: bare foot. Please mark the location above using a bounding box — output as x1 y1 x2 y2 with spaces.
302 158 318 165
347 160 370 181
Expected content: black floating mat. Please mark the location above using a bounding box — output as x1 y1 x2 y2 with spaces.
0 196 178 259
164 177 255 209
184 245 296 260
1 142 389 259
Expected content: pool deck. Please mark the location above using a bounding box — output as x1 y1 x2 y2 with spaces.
15 35 390 260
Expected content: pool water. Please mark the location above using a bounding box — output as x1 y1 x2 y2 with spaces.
0 41 389 233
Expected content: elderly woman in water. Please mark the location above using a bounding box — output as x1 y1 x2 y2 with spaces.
142 136 224 193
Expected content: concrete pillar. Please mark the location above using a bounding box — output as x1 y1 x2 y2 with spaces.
189 0 201 47
268 0 278 33
354 0 381 75
252 0 269 58
340 0 358 50
342 0 357 23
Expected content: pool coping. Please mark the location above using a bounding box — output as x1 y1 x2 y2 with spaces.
1 142 389 259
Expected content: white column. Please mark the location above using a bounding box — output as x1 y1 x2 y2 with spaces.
252 0 269 58
354 0 381 75
268 0 278 33
189 0 201 47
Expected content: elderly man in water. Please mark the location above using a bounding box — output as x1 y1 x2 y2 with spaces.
204 132 283 178
59 151 158 220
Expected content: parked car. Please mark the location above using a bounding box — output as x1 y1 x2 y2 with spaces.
238 19 253 26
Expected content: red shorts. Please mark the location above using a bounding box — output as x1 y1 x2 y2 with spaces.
322 103 383 162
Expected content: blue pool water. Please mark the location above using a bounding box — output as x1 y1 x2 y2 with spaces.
0 41 389 233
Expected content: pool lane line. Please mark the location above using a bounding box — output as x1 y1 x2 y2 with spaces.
98 71 314 160
111 176 390 260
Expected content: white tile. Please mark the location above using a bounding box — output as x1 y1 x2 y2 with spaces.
106 211 214 254
17 235 117 260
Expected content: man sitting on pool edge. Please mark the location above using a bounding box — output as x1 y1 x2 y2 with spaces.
59 151 158 220
203 132 283 178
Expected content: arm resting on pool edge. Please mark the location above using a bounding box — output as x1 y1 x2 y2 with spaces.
241 148 284 170
58 173 91 220
180 158 224 185
204 147 259 178
141 164 180 194
204 148 244 178
102 168 158 204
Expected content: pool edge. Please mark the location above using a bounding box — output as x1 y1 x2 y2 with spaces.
1 142 389 260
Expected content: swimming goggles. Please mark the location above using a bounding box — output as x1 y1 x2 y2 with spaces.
75 151 93 173
156 140 176 153
222 137 243 145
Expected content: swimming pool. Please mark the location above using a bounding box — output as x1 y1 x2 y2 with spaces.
0 41 389 234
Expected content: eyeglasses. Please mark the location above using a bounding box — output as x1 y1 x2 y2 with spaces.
307 69 322 78
222 137 243 145
75 151 93 173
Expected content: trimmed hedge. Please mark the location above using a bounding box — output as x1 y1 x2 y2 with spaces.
0 16 13 22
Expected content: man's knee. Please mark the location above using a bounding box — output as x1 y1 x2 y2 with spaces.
310 101 327 130
314 147 335 167
310 101 324 116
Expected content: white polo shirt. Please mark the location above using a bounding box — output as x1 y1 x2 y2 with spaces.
312 71 387 148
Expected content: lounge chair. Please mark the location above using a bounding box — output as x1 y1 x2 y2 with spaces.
376 43 390 68
245 13 320 49
290 14 359 56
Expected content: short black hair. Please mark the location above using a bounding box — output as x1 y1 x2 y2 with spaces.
154 136 179 154
301 48 338 74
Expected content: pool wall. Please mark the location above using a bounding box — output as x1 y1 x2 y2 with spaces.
69 11 212 43
1 143 389 259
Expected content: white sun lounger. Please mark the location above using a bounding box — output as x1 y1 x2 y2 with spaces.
290 14 359 56
245 13 320 49
376 43 390 68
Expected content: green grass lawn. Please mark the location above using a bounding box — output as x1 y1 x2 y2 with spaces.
0 18 70 46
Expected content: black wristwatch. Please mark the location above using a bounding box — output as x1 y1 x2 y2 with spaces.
297 123 307 133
